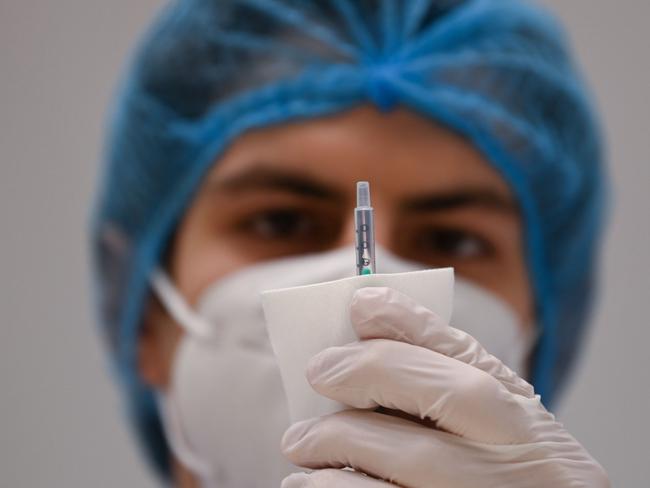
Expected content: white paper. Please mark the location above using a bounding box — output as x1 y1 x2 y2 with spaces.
261 268 454 422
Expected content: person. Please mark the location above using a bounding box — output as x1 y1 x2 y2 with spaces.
91 1 609 486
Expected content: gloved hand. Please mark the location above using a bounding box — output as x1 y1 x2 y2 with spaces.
280 287 609 488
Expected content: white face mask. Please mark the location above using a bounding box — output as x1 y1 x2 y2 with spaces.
151 246 534 488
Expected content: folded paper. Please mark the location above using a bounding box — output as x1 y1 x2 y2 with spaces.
262 268 454 422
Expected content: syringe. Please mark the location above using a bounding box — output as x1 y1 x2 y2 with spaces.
355 181 376 275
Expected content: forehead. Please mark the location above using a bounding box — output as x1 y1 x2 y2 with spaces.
205 105 512 200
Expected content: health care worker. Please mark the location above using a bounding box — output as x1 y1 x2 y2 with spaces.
91 1 610 486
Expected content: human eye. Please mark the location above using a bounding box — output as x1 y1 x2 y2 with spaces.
414 226 494 260
239 208 318 240
234 204 342 250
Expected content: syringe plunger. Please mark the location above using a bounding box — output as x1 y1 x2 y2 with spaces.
357 181 371 207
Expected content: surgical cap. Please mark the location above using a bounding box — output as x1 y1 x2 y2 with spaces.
91 0 606 477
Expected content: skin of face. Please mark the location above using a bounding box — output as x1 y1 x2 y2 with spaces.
137 105 533 486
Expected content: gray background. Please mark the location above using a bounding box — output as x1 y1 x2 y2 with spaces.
1 1 648 486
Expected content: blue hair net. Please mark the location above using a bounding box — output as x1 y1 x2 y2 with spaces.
92 0 606 477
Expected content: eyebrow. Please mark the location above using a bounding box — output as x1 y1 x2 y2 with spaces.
209 165 516 214
208 166 346 203
400 188 517 214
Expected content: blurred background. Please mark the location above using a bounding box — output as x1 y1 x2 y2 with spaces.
1 1 648 486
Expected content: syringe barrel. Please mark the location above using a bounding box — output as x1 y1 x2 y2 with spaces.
355 207 376 275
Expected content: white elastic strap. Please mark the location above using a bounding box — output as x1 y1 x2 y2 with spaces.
150 268 213 339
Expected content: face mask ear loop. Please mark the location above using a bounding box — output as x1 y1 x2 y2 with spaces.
150 268 214 339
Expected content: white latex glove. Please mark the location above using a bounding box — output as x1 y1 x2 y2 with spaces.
280 287 609 488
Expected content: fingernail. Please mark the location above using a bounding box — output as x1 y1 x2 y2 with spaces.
305 346 346 386
350 287 390 323
281 472 310 488
305 349 329 386
281 418 318 452
351 287 383 309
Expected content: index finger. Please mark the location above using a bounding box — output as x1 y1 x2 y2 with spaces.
350 287 535 398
